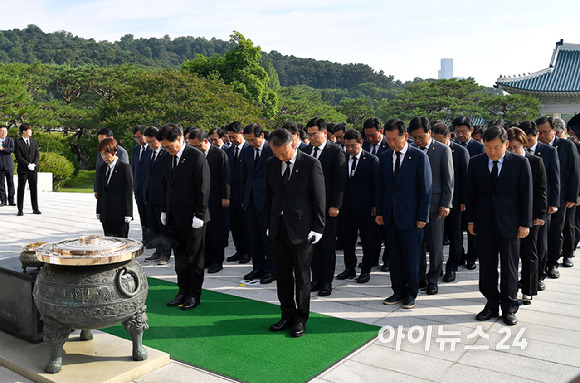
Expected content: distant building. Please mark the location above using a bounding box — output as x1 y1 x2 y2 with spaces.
496 40 580 118
438 58 453 79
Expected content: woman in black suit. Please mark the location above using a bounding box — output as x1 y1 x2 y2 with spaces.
96 137 133 238
507 127 547 305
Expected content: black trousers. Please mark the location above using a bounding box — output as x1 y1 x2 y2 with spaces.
341 210 375 274
0 168 15 203
205 204 226 267
146 202 171 256
520 224 539 296
273 218 312 325
229 196 249 255
135 192 150 243
246 199 274 274
311 214 337 285
548 206 575 267
444 207 463 272
102 221 129 238
167 224 206 300
537 213 551 281
17 171 38 212
419 211 445 285
477 220 520 315
372 222 388 265
385 218 422 299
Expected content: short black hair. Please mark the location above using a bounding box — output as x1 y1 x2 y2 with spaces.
344 129 362 142
226 121 244 134
482 125 508 143
189 128 209 141
334 122 347 134
268 128 293 147
535 116 554 129
156 123 183 142
327 122 336 134
244 123 263 137
306 117 327 131
518 121 537 136
209 127 224 138
144 126 159 138
281 121 299 135
384 119 407 136
473 125 486 136
452 116 473 129
487 119 504 128
19 123 32 133
408 116 430 134
363 117 382 131
431 123 450 137
97 128 113 137
133 125 146 135
298 129 307 141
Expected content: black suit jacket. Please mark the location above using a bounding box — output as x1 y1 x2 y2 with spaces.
14 137 39 173
132 144 149 195
551 137 580 205
0 136 15 171
525 152 548 221
362 137 389 156
226 142 250 202
241 141 273 213
144 148 167 205
533 142 560 209
94 145 129 192
466 152 532 239
449 141 469 207
206 145 231 212
96 161 133 224
264 150 326 245
343 150 378 216
161 145 211 229
304 142 346 209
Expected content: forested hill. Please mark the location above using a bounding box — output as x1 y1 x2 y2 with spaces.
0 24 400 92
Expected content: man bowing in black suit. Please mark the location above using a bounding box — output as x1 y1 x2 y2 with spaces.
467 126 532 326
265 129 325 338
157 124 211 311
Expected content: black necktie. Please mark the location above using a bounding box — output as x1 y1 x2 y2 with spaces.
234 146 239 162
350 156 357 177
527 148 532 154
372 146 377 156
283 161 291 187
254 148 260 168
394 152 401 176
172 155 178 170
313 146 319 159
151 151 157 163
491 160 498 190
25 139 30 149
105 166 111 185
461 142 468 147
139 146 144 161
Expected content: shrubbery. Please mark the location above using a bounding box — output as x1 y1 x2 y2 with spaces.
34 132 80 176
38 152 75 191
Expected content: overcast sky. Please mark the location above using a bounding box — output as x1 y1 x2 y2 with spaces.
2 0 579 87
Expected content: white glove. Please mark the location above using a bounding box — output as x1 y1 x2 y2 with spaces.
308 231 323 244
161 212 167 226
27 163 35 171
124 216 132 223
192 216 204 229
96 214 100 220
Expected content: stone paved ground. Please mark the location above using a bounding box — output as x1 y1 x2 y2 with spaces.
1 192 579 382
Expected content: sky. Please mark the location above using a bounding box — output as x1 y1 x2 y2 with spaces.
1 0 579 87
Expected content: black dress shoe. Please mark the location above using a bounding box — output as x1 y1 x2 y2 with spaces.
546 265 560 279
227 252 241 262
260 273 275 284
311 280 320 292
383 295 403 305
33 210 42 214
208 264 223 274
8 202 16 206
318 283 332 296
356 273 370 283
476 308 499 321
466 261 476 270
239 254 251 264
336 269 356 280
157 255 171 265
562 257 574 267
181 296 199 310
380 264 390 272
503 313 517 326
458 258 466 266
290 322 306 338
538 280 546 291
17 211 23 216
522 295 532 305
443 271 456 282
244 270 263 280
426 283 438 295
0 202 6 207
144 252 161 262
418 280 428 291
402 296 415 309
269 319 292 332
167 293 186 307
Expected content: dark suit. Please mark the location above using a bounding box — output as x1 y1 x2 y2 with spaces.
457 138 485 157
94 144 129 192
241 142 274 274
304 141 346 288
376 145 432 299
204 145 231 267
133 144 150 244
342 150 378 274
226 142 251 256
0 136 15 204
161 144 211 302
264 150 325 325
144 148 170 257
14 137 40 212
547 137 580 267
466 151 532 315
532 142 560 281
444 142 469 273
97 161 133 237
414 139 453 286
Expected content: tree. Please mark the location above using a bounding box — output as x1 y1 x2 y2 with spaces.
479 94 540 122
338 96 375 129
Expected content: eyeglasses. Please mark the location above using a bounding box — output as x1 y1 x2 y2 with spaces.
307 131 321 138
537 130 552 136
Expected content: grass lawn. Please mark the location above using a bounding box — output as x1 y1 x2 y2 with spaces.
60 170 94 193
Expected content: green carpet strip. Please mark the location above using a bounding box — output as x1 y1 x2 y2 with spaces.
103 277 379 383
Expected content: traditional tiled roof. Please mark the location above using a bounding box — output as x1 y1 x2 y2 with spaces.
496 40 580 95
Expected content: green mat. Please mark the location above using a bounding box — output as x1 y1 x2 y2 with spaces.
103 278 379 383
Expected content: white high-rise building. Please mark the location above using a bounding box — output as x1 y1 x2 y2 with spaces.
438 58 453 79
